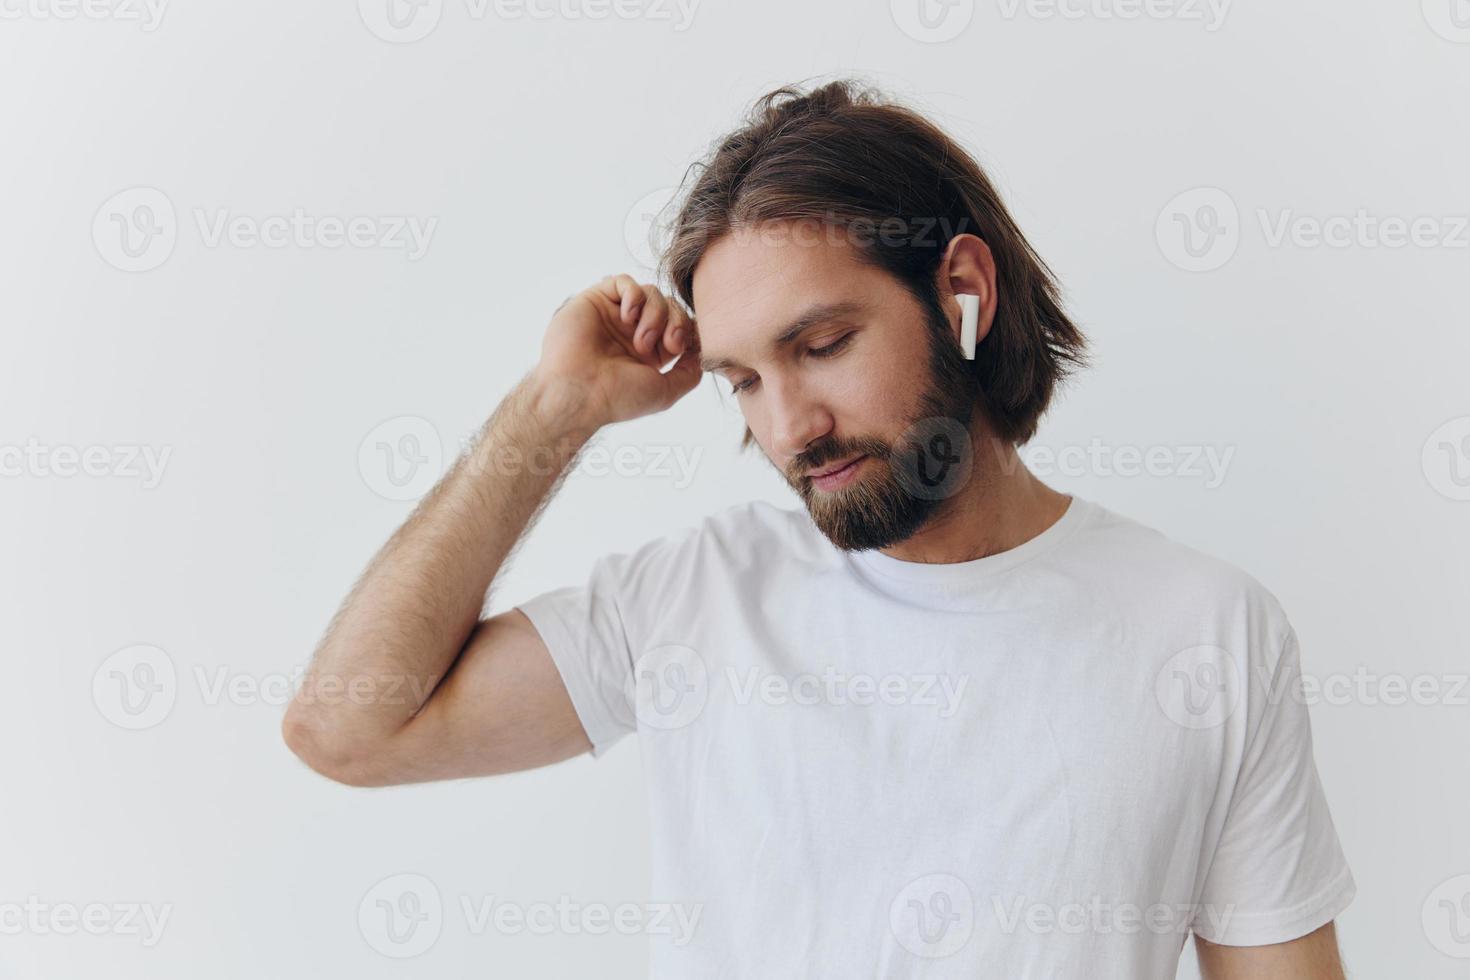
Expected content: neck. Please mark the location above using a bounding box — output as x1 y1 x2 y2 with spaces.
878 431 1070 565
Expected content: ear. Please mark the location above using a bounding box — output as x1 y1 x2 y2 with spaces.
937 233 998 351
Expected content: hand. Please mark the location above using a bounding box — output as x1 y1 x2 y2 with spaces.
532 274 703 430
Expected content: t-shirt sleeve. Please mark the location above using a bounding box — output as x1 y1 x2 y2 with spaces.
513 526 701 758
1191 624 1356 946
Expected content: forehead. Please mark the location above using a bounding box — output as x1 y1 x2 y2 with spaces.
691 221 878 360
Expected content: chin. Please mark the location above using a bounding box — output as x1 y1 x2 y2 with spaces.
799 464 941 552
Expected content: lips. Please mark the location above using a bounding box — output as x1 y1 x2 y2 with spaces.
809 454 866 479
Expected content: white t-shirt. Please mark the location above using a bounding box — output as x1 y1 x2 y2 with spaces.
516 495 1355 979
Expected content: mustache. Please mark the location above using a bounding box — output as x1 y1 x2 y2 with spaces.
788 437 893 482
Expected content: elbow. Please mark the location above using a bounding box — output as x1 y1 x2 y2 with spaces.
280 706 391 788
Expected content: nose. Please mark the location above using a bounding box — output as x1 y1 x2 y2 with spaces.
765 375 835 465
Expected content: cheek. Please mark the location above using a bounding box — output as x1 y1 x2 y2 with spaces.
830 354 912 432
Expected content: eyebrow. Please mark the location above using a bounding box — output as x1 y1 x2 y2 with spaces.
698 300 866 374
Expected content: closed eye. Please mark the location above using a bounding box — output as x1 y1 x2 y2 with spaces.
809 334 853 359
728 334 854 395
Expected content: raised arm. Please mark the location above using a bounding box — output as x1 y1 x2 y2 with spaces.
281 275 702 786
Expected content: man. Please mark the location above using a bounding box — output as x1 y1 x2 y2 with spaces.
283 80 1355 978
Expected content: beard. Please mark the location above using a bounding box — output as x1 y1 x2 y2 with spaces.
779 300 984 552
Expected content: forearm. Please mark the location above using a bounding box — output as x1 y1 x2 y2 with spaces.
284 370 598 758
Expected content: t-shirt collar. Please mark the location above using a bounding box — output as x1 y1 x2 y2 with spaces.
847 494 1094 587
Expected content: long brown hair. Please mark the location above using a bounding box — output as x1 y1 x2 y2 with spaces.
660 78 1087 447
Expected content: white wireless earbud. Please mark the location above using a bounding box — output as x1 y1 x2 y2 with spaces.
956 293 980 360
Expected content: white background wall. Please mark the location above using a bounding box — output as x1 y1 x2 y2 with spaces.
2 1 1467 976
